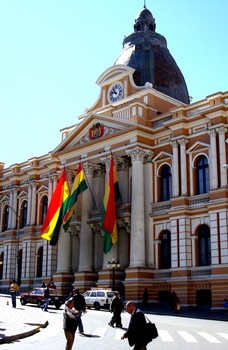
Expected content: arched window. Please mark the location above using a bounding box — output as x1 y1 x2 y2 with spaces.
21 201 27 228
161 165 172 201
41 196 48 224
198 225 211 266
196 156 209 194
36 246 43 278
0 252 4 279
3 206 9 231
160 230 171 269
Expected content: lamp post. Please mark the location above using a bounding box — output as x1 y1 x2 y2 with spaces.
8 205 20 285
107 258 120 291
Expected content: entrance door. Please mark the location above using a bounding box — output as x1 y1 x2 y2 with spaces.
196 289 212 310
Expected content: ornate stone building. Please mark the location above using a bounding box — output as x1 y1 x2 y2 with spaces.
0 6 228 310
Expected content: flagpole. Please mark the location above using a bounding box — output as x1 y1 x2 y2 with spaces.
109 152 123 205
81 164 98 210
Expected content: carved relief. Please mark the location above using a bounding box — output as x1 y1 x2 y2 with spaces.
78 125 117 145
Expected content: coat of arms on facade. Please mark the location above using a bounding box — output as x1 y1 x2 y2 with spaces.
89 123 104 140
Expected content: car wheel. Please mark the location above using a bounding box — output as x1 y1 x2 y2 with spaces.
37 300 42 308
94 302 100 310
20 298 26 305
55 303 61 309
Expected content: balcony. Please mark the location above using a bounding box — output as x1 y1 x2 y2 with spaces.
189 194 209 207
87 203 131 224
191 267 211 276
150 201 171 215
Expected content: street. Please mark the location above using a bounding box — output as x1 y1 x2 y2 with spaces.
3 305 228 350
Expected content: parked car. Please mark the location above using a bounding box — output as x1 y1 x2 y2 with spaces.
20 287 65 309
83 289 115 310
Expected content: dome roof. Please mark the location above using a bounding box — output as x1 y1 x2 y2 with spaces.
134 6 156 32
115 6 190 104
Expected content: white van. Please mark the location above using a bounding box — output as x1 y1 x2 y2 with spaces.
83 289 115 310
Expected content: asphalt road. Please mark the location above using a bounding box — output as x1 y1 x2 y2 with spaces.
3 306 228 350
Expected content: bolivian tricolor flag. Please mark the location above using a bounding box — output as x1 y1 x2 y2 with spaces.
101 156 121 254
63 163 88 231
41 169 70 246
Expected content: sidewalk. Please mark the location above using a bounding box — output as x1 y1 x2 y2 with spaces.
0 294 48 344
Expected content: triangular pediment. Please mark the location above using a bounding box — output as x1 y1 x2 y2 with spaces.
37 185 48 194
18 190 27 198
0 195 10 204
186 141 209 154
153 151 172 162
52 113 134 155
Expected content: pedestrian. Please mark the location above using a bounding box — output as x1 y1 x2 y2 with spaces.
72 288 86 334
223 298 228 315
68 283 75 297
41 283 50 311
63 297 79 350
9 279 19 308
49 278 56 289
108 291 123 328
121 301 148 350
170 291 180 313
142 288 149 310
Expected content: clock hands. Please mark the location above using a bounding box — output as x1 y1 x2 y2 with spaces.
112 87 118 96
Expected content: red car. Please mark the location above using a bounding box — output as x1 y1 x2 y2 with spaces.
20 287 65 309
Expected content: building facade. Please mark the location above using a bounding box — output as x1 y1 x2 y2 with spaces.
0 6 228 310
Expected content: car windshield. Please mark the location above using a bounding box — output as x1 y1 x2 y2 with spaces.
107 292 115 297
49 288 58 296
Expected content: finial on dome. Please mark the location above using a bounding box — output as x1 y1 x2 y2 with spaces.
144 0 146 8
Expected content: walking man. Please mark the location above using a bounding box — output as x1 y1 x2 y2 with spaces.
121 301 148 350
73 289 86 334
9 279 19 308
41 283 50 311
109 291 123 328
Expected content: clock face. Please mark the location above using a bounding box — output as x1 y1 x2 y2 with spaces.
108 82 123 103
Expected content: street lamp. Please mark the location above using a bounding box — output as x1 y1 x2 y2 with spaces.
107 258 120 291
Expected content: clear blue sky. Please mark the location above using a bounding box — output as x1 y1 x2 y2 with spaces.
0 0 227 168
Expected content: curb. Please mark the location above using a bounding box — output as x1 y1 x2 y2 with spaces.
0 320 49 344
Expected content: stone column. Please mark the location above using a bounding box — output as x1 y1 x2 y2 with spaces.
208 129 218 190
27 184 32 226
48 176 53 201
144 156 153 266
93 164 105 209
171 141 179 197
116 158 129 204
12 188 18 229
68 226 80 273
178 139 188 196
56 230 71 273
9 189 14 229
126 147 151 267
217 127 227 188
155 240 159 269
78 162 94 271
30 182 37 225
